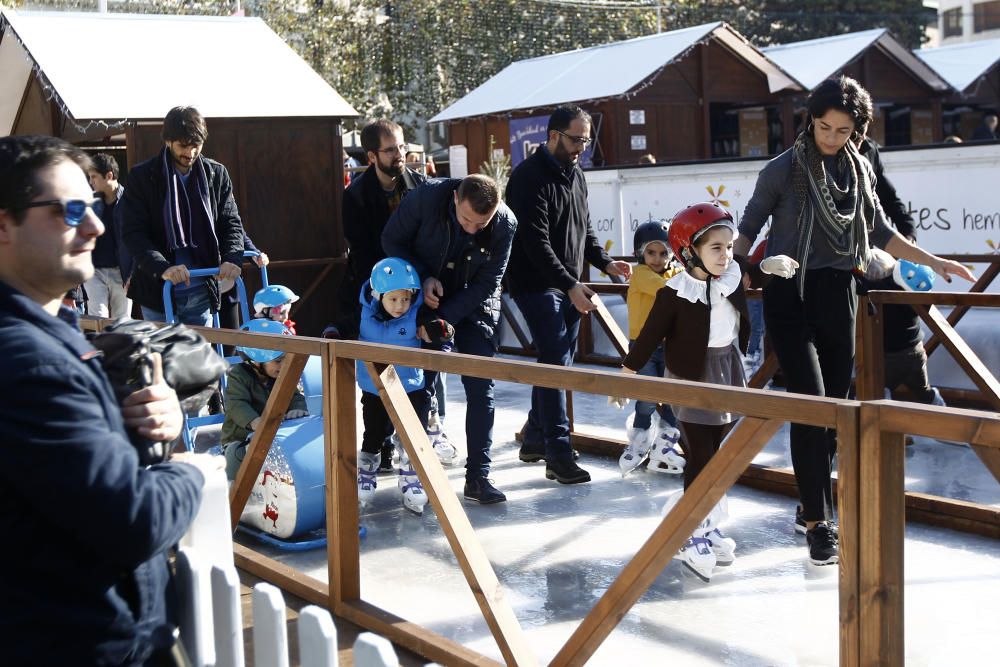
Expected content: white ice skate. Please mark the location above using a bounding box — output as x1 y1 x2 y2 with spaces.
648 416 685 475
425 411 459 466
703 527 736 566
678 535 716 582
619 414 655 477
357 451 380 508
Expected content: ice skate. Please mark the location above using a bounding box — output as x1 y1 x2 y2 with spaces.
619 414 654 477
678 535 716 582
648 416 685 475
357 451 380 508
425 409 459 466
703 527 736 565
390 437 427 514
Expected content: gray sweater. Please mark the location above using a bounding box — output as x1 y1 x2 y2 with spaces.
739 148 896 270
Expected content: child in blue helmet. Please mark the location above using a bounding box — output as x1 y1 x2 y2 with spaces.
221 319 309 479
356 257 453 515
861 249 947 409
617 221 686 477
254 285 299 335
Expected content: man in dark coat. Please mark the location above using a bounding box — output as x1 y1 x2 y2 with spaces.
506 105 631 485
382 175 517 504
0 135 213 665
119 106 244 325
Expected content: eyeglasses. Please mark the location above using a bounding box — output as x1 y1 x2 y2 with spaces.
557 130 593 146
18 197 100 227
377 144 408 156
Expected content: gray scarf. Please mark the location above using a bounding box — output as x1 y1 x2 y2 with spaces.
791 132 875 297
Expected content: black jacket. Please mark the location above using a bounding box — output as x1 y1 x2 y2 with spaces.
505 146 611 295
382 178 517 343
119 149 245 313
859 139 916 240
0 281 203 665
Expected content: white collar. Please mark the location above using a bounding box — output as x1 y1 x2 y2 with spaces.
666 261 742 305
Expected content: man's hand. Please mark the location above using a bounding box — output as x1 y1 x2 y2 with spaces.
120 353 183 442
161 264 191 287
218 261 242 282
253 253 269 268
760 255 800 279
568 282 597 314
422 277 444 309
606 260 632 281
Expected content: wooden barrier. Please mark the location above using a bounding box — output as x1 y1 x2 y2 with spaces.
74 318 999 666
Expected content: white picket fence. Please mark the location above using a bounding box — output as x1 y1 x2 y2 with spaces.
178 468 434 667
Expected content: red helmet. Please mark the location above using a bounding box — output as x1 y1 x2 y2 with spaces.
668 202 736 266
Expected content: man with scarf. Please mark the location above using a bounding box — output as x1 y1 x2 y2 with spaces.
736 76 973 567
120 106 244 325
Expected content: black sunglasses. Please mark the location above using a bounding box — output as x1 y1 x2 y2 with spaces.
18 197 100 227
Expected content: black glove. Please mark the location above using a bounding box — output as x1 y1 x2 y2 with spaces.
423 317 455 345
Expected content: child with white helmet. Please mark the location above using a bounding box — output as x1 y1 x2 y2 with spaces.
356 257 454 515
221 319 309 479
616 220 686 477
613 202 774 582
254 285 299 335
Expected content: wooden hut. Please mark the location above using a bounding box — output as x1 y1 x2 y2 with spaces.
916 37 1000 140
430 22 803 170
0 10 358 335
763 29 953 146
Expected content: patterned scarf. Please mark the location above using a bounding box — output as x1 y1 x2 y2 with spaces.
791 131 875 297
160 149 220 266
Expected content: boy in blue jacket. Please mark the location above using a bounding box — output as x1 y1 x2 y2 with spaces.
357 257 453 514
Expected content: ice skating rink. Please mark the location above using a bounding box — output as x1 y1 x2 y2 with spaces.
235 369 999 666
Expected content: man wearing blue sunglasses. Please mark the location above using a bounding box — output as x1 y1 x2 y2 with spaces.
120 106 245 325
0 135 214 665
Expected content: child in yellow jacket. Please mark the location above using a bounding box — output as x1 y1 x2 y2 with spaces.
619 221 686 477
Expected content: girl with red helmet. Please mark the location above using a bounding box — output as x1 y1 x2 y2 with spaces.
613 201 758 582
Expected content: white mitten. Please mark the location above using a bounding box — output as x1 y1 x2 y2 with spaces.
285 409 309 419
607 395 630 410
760 255 800 279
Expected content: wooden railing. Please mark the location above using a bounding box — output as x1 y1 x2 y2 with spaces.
78 317 1000 666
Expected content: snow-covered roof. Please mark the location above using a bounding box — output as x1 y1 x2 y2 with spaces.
0 10 358 125
430 22 800 123
915 38 1000 94
763 28 950 92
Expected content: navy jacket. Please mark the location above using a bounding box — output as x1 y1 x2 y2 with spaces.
0 281 204 666
382 178 517 343
505 146 612 295
120 148 245 313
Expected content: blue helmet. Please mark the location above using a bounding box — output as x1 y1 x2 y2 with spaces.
893 259 936 292
370 257 420 296
254 284 299 316
237 319 291 363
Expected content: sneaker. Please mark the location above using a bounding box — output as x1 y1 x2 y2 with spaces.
357 451 380 507
619 422 654 477
678 535 716 582
794 506 839 537
806 522 839 565
703 527 736 566
519 441 579 463
545 458 591 484
648 422 685 475
464 477 507 504
378 440 395 473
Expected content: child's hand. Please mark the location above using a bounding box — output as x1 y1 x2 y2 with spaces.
285 410 309 419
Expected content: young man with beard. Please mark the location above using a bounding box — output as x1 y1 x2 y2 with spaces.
506 105 632 485
120 106 244 325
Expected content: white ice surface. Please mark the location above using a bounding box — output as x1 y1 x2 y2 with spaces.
235 368 999 666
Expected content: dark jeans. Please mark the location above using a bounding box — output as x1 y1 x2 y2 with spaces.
141 284 212 326
360 389 429 455
422 319 496 481
747 297 765 356
630 340 677 430
514 289 581 460
764 269 857 523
